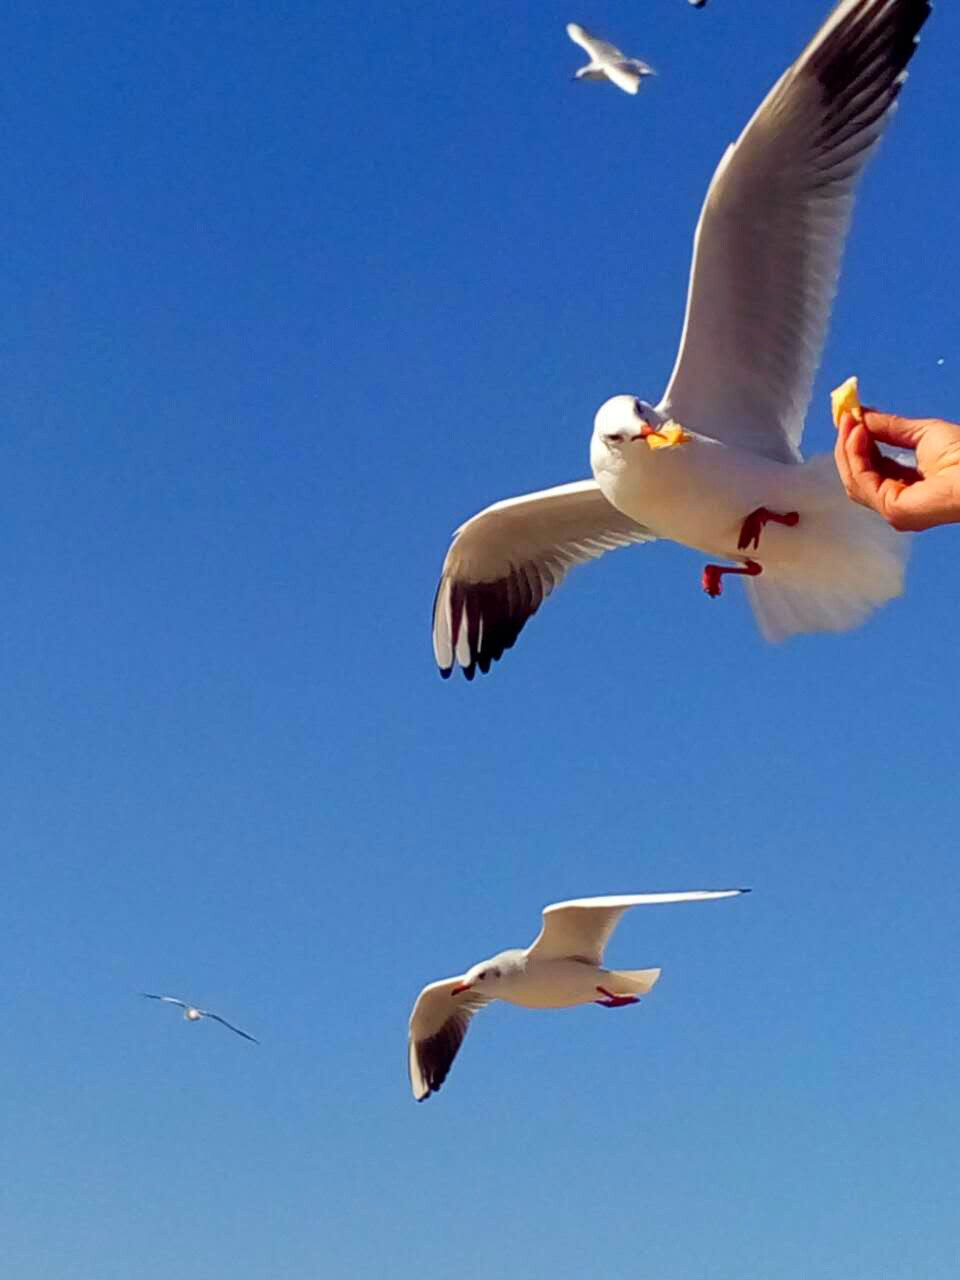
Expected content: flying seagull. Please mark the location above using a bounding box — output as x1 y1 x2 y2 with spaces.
566 23 656 95
408 888 747 1100
141 993 259 1043
433 0 928 679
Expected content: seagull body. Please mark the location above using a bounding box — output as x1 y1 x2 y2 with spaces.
141 993 259 1043
434 0 929 679
408 889 747 1100
590 406 905 638
566 23 656 95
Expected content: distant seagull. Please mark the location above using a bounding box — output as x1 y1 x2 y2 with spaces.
566 23 656 95
141 993 259 1043
434 0 929 679
408 889 747 1100
689 0 708 9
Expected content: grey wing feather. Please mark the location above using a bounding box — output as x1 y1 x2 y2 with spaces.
657 0 930 462
620 59 655 77
433 480 655 680
141 993 188 1008
202 1011 259 1043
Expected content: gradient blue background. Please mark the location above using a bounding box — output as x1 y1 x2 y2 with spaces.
3 1 958 1276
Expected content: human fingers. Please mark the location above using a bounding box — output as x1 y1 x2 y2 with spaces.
834 412 857 494
836 414 883 507
859 410 926 449
843 420 909 517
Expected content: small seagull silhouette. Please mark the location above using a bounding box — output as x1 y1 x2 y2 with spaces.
141 993 259 1043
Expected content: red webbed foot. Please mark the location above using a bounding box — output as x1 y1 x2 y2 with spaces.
737 507 800 552
595 986 641 1009
702 559 762 598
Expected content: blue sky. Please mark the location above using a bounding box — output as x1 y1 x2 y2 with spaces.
3 1 959 1276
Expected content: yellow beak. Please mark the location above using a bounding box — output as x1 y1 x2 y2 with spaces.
645 421 691 450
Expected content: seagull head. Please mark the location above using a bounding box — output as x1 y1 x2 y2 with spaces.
450 960 502 996
184 1007 202 1021
450 950 524 996
591 395 667 459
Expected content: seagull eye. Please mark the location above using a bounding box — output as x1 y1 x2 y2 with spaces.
478 970 487 981
605 433 624 444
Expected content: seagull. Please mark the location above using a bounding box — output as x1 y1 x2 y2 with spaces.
408 888 747 1100
433 0 929 679
566 23 656 95
141 993 259 1043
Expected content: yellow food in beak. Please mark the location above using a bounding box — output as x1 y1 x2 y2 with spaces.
646 421 691 450
830 376 863 428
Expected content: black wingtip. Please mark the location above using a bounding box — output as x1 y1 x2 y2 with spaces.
439 666 452 680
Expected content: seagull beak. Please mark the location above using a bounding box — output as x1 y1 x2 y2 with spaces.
450 982 472 995
643 422 692 450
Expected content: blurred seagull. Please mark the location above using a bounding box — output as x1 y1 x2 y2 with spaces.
141 993 259 1043
566 22 656 95
408 888 747 1100
433 0 929 679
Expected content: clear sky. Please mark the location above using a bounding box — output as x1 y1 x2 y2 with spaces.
3 1 958 1277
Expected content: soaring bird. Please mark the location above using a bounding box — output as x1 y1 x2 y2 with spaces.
408 889 748 1100
566 22 656 95
433 0 929 680
141 993 259 1043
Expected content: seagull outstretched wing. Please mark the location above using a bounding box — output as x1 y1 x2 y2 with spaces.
657 0 930 462
201 1011 260 1044
527 890 749 964
408 978 492 1100
433 480 654 679
141 993 188 1008
566 23 625 64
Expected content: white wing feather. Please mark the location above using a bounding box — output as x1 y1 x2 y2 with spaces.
566 23 624 64
408 978 492 1101
527 890 748 964
433 480 654 679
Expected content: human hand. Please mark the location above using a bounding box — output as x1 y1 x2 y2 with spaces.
834 409 960 532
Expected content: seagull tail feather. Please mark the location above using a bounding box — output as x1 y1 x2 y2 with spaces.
605 967 662 996
746 453 908 643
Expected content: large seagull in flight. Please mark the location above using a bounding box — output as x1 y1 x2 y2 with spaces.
433 0 929 679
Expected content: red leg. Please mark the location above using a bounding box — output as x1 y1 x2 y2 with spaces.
737 507 800 552
595 986 641 1008
702 559 763 598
